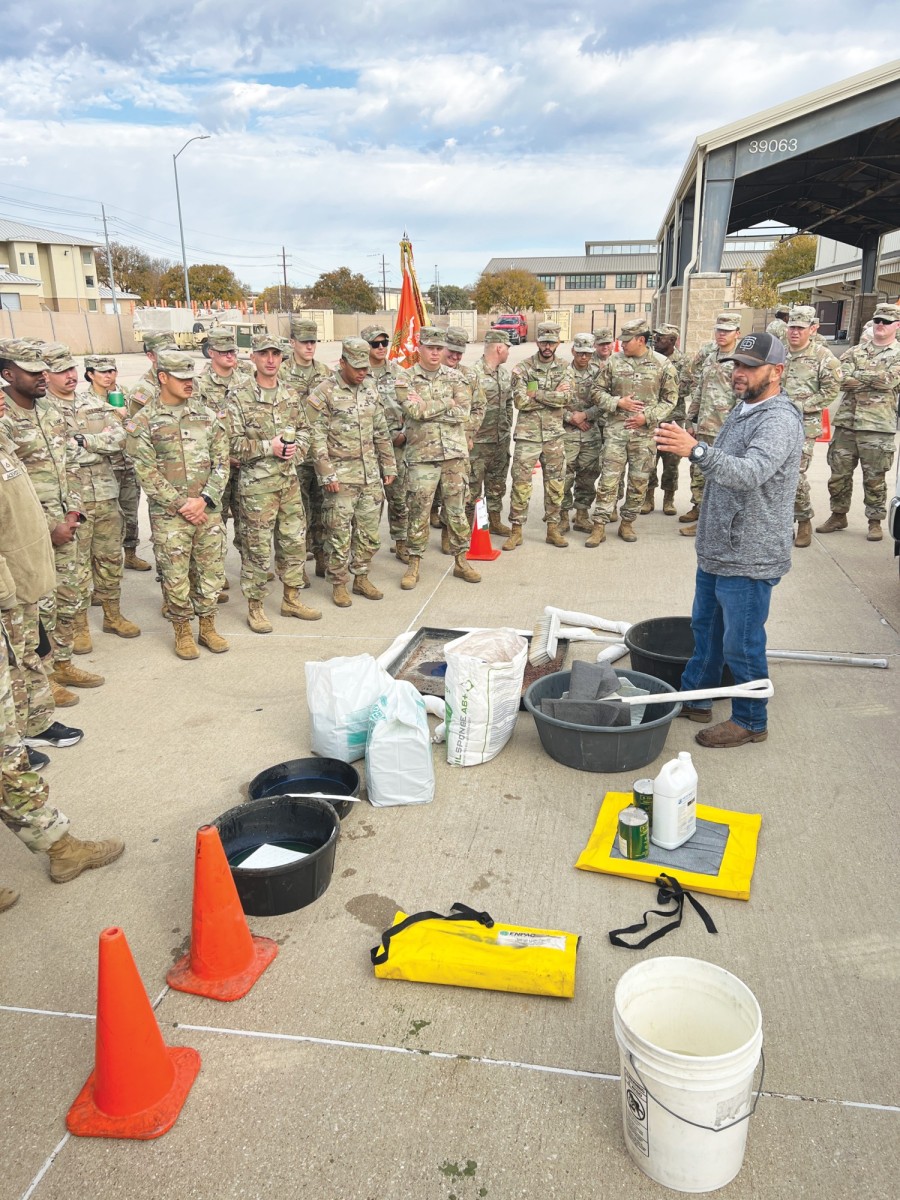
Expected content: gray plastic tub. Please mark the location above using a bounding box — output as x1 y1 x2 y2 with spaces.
523 668 681 773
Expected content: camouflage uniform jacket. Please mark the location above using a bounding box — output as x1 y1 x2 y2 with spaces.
471 357 513 445
834 339 900 434
0 395 83 524
592 351 678 430
126 367 160 417
664 347 690 420
782 342 844 438
126 395 229 516
369 359 407 437
682 341 716 397
565 363 603 428
309 371 396 487
454 363 487 438
195 365 246 412
687 352 738 438
766 318 788 344
227 376 310 494
401 363 469 463
511 354 575 440
56 391 125 503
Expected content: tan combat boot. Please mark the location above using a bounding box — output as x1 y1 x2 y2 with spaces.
440 525 452 555
394 539 410 564
247 600 273 633
46 832 125 883
585 522 606 547
429 509 442 529
502 524 523 551
794 519 812 548
50 678 79 708
815 512 847 533
401 556 421 590
313 551 326 579
662 491 677 516
641 488 655 515
453 554 481 583
545 523 569 548
867 520 883 542
679 505 699 523
123 549 152 571
353 576 383 600
557 512 570 533
332 583 352 608
488 512 511 537
679 523 697 538
618 520 637 543
220 577 230 591
73 611 92 655
609 507 619 524
198 615 229 653
101 598 141 638
173 620 199 660
52 660 104 688
572 508 593 533
90 593 102 607
282 585 323 621
0 885 19 912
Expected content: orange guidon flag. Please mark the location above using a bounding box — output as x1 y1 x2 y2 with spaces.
390 236 427 368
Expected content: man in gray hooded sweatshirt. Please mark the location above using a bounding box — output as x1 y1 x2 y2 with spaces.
655 332 802 747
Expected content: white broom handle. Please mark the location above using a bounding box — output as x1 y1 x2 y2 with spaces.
615 678 775 706
545 606 632 636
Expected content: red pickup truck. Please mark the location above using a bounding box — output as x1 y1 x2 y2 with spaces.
489 313 528 344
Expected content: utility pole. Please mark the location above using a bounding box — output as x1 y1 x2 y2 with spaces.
381 254 388 311
100 202 125 351
434 265 441 316
173 134 210 309
282 246 289 308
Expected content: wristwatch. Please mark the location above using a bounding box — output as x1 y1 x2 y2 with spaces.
689 443 708 464
200 493 215 510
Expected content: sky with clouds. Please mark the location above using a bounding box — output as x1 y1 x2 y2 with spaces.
0 1 894 291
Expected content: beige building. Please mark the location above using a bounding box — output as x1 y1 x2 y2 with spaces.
0 218 102 313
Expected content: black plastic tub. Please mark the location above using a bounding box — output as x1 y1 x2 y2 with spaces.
248 757 360 820
214 795 340 917
625 616 733 689
523 668 681 773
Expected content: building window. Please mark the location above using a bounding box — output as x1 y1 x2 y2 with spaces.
82 250 92 265
646 273 658 288
573 304 585 314
85 275 95 287
724 272 733 287
87 299 98 312
28 253 35 265
644 303 652 313
604 303 616 313
615 274 637 289
564 274 606 290
624 303 636 313
19 252 25 265
535 274 556 289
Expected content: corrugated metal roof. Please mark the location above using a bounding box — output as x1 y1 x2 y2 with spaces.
0 269 41 285
777 247 900 291
722 251 767 269
0 217 95 246
99 285 140 300
483 254 657 274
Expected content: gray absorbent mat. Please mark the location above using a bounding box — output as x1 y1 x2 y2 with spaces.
568 659 621 700
541 698 631 726
610 817 729 877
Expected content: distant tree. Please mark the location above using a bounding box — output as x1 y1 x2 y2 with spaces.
158 263 245 304
472 269 547 313
255 284 303 312
304 267 379 314
739 235 817 308
427 283 473 315
94 241 172 304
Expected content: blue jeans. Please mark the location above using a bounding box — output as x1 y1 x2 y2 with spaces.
682 568 778 732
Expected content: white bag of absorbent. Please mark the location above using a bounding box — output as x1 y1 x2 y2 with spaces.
305 654 394 763
443 628 528 767
366 681 435 807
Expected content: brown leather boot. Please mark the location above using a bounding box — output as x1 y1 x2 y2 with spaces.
545 523 568 548
618 520 637 542
489 512 511 537
0 885 19 912
585 522 606 547
353 576 383 600
572 508 593 533
173 620 199 660
50 678 79 708
247 600 273 633
453 554 481 583
282 585 323 621
101 598 141 638
394 539 410 564
401 556 421 590
641 489 655 515
198 615 229 653
695 720 767 748
502 524 523 551
815 512 847 533
46 832 125 883
867 520 883 542
794 519 812 548
679 505 700 523
440 525 452 555
73 611 92 655
123 549 152 571
332 583 352 608
52 660 104 688
662 491 677 516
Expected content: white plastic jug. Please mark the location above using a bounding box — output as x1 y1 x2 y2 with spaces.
651 751 697 850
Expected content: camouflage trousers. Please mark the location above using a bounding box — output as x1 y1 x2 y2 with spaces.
407 459 470 557
222 466 243 553
826 427 895 521
794 435 818 522
150 510 225 621
38 508 80 665
241 476 307 599
593 425 655 523
690 433 718 508
296 458 324 557
509 437 565 526
114 463 141 550
323 482 384 585
1 625 68 853
562 427 602 512
469 439 511 516
76 498 124 607
385 443 409 542
3 603 55 740
648 450 681 495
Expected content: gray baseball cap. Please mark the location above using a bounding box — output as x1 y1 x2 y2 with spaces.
723 332 786 367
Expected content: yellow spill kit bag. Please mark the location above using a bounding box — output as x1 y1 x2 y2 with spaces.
371 902 579 998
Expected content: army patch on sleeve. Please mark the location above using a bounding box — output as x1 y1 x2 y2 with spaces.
125 420 136 432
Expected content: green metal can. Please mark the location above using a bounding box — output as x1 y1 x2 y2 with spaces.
618 805 650 860
107 390 126 408
632 778 654 825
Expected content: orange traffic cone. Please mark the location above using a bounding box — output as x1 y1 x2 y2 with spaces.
166 825 278 1001
817 407 832 443
466 499 500 561
66 927 200 1139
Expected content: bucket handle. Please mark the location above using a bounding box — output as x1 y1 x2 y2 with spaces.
627 1048 765 1133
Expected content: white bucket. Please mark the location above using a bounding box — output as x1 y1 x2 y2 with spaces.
613 956 763 1193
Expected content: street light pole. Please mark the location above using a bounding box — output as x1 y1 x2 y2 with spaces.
173 134 210 309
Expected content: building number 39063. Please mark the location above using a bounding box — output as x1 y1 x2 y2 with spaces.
748 138 799 153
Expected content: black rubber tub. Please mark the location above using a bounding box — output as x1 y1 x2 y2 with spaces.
523 668 681 773
214 795 340 917
248 757 360 820
624 616 733 689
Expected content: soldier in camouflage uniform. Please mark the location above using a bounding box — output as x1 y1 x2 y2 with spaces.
363 323 410 562
561 333 603 534
817 302 900 542
782 307 844 547
766 309 790 346
586 318 678 545
399 327 479 589
44 345 141 650
437 327 486 551
592 327 615 368
470 329 513 537
644 323 688 515
504 321 574 551
679 313 741 535
126 331 177 416
229 334 321 630
126 352 231 659
310 339 396 607
279 318 331 577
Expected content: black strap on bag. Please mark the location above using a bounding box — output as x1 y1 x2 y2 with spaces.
608 873 717 950
370 902 494 965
